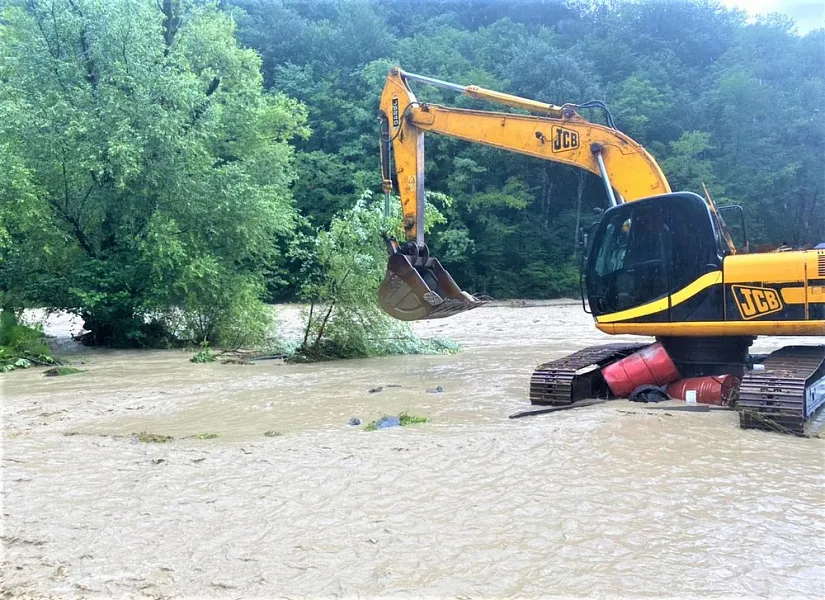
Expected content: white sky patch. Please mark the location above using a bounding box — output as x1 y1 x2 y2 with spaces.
722 0 824 33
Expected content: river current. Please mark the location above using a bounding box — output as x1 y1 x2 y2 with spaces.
3 303 824 597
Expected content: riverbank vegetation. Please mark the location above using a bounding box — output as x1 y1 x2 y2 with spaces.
0 311 57 372
1 0 822 352
290 193 460 362
1 0 307 349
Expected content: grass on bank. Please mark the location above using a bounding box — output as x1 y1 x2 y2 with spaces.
0 313 58 372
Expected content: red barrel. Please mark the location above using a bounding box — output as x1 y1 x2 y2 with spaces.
602 342 680 398
666 375 739 406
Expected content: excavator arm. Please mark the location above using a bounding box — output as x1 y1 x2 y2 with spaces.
379 67 671 243
377 67 671 320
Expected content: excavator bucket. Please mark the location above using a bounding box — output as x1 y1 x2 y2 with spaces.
378 252 484 321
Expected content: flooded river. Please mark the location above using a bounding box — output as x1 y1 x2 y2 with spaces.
3 304 824 598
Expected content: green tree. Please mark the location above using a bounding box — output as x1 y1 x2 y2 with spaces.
707 21 825 244
660 131 718 193
0 0 308 346
610 75 673 142
293 192 455 361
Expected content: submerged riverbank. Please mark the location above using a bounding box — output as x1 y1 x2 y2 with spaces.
3 304 824 597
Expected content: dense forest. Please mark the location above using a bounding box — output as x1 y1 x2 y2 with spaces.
232 0 825 296
1 0 823 348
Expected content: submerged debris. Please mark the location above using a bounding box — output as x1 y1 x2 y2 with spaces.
369 384 402 394
134 432 173 443
43 366 84 376
190 348 217 363
375 416 401 429
364 412 428 431
399 412 428 426
629 385 669 403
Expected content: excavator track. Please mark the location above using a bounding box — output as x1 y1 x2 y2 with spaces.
737 346 825 435
529 343 648 405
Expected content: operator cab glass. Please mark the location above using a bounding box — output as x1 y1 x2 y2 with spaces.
585 192 723 317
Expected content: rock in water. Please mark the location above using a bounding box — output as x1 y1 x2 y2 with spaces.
348 417 362 426
375 416 401 429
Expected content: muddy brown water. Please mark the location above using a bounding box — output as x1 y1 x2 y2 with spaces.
3 304 824 598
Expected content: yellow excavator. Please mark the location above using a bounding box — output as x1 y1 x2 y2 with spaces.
377 66 825 433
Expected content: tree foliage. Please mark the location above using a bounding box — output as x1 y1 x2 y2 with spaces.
0 0 308 345
292 192 458 361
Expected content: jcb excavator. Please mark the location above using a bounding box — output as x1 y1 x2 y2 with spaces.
377 67 825 434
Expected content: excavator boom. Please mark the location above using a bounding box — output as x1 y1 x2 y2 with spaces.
379 67 670 243
378 67 670 320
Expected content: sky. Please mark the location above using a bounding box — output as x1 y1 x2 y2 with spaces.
721 0 825 33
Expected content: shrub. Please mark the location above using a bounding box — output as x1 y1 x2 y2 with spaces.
291 193 461 362
0 310 55 372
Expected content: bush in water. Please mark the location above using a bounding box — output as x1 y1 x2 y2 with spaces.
0 310 56 372
291 193 460 362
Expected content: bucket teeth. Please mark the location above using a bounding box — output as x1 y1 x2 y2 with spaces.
378 253 484 321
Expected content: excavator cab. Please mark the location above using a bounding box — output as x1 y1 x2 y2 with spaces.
584 192 724 317
378 238 484 321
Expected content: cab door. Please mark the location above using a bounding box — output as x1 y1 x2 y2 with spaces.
586 193 724 324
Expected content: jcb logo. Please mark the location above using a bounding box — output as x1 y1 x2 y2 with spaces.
732 285 784 319
551 126 579 153
391 97 400 127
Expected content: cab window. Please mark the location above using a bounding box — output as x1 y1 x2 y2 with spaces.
586 193 720 317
